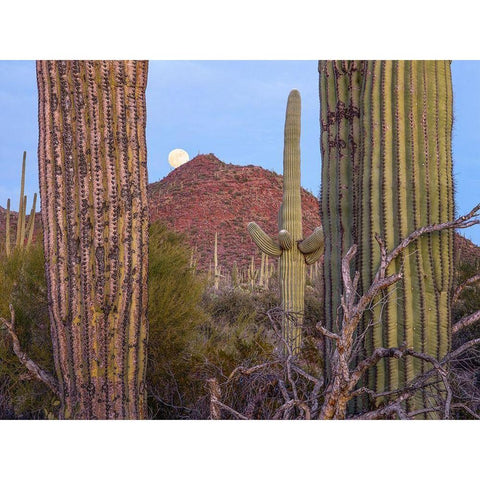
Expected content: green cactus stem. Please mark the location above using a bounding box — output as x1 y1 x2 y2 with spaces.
25 193 37 248
15 152 26 248
357 61 454 416
232 261 239 288
319 61 363 338
319 61 454 417
248 255 258 289
248 90 323 353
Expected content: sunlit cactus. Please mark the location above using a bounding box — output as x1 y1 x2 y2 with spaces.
248 90 323 353
37 60 149 419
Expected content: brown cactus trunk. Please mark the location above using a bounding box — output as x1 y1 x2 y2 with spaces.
37 60 149 419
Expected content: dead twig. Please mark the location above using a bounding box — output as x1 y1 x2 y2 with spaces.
452 273 480 305
452 310 480 336
0 304 59 397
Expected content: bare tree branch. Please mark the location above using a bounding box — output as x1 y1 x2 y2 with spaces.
385 203 480 268
202 205 480 420
0 304 59 397
207 378 222 420
453 273 480 305
452 310 480 336
212 399 249 420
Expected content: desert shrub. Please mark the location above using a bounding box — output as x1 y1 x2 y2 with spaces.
147 224 288 418
200 287 278 371
146 222 210 419
0 244 57 419
0 221 326 420
196 284 325 419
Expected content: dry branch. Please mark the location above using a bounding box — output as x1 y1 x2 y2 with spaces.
0 304 59 397
452 311 480 336
453 273 480 305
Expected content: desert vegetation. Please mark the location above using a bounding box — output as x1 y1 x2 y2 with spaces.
1 60 480 420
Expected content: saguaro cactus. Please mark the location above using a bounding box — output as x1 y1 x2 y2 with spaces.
3 151 37 257
37 60 149 419
320 61 454 416
358 61 454 414
248 90 323 353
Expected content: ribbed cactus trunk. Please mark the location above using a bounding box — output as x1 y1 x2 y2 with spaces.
37 60 149 419
320 60 454 417
248 90 323 354
319 61 363 375
358 60 454 416
279 91 306 350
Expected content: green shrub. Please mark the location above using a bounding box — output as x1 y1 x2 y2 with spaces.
146 222 209 419
0 244 57 419
0 221 326 420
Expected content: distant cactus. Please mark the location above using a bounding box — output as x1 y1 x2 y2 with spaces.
213 232 222 290
248 255 258 289
3 151 37 257
248 90 323 353
37 60 149 419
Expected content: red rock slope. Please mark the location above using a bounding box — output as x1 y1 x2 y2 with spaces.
147 154 321 270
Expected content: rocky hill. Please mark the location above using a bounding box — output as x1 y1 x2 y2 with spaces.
1 153 479 274
148 154 321 270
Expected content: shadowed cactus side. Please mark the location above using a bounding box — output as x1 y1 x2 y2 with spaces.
319 61 454 417
248 90 323 354
318 61 362 338
36 60 149 419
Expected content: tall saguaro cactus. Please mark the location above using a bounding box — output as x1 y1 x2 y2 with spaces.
37 60 149 419
320 61 454 416
248 90 323 353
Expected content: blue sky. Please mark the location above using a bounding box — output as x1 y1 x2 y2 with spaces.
0 60 479 243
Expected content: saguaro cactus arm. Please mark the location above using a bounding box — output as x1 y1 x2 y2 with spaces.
298 226 324 254
304 247 324 265
247 222 282 257
5 199 10 256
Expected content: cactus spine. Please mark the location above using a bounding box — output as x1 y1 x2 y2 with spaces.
37 61 149 419
248 90 323 353
320 61 454 416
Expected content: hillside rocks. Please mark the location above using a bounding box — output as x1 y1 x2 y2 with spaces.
148 154 321 270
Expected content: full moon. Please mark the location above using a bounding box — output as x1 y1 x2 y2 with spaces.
168 149 190 168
